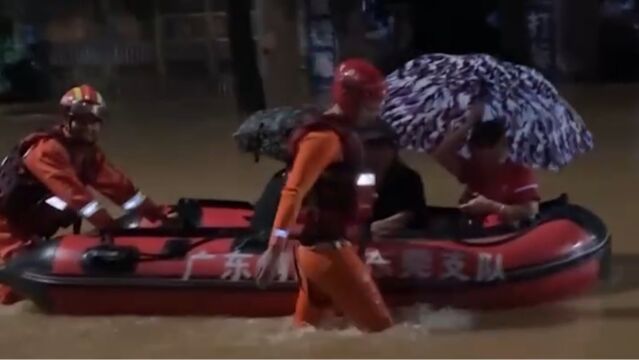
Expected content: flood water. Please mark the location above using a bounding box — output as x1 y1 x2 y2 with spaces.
0 85 638 358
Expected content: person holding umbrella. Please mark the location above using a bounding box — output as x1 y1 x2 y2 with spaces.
233 108 427 242
359 121 427 236
432 102 540 224
381 53 594 225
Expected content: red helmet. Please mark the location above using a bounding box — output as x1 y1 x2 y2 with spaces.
59 84 106 121
332 58 386 119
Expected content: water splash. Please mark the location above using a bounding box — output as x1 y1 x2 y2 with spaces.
395 303 477 332
260 303 476 345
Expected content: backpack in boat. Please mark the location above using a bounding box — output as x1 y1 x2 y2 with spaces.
0 132 60 215
250 169 287 237
0 132 80 236
233 169 286 252
0 146 26 214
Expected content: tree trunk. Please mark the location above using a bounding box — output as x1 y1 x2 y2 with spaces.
227 0 265 114
258 0 309 108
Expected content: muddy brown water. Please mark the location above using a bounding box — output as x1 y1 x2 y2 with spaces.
0 86 637 358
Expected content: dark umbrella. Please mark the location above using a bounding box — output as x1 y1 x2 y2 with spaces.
233 106 320 162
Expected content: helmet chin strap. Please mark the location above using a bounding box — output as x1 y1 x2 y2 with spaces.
61 122 72 137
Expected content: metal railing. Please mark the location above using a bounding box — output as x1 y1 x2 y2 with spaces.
49 41 156 67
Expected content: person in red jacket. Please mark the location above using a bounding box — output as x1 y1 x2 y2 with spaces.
256 59 393 332
433 102 540 224
0 84 168 304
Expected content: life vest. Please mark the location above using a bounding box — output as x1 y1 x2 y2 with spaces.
288 114 374 245
0 129 98 237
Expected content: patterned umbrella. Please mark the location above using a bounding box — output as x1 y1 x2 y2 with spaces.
233 106 320 162
381 53 594 170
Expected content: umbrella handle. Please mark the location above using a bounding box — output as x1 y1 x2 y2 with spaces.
471 80 494 115
476 79 490 100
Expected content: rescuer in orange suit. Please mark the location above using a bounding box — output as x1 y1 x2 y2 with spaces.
256 59 394 332
0 84 169 304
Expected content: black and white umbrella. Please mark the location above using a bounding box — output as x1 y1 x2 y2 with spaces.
381 53 594 170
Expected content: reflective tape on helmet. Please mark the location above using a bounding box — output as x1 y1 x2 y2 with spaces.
356 172 376 187
122 191 147 211
513 184 539 193
0 156 7 167
45 196 69 211
79 200 102 218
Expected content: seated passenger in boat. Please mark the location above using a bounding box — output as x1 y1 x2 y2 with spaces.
432 102 540 224
359 123 427 238
248 124 427 241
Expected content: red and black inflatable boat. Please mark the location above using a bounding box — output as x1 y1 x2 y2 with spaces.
0 196 610 316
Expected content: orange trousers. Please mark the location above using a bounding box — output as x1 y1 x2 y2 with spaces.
293 242 393 332
0 216 29 305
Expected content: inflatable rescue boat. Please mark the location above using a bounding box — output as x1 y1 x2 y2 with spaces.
0 196 610 316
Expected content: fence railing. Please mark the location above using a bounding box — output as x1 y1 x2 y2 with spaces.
49 41 156 67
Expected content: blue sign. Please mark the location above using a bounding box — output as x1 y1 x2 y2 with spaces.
304 0 337 94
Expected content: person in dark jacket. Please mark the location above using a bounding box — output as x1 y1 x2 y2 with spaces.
358 122 427 238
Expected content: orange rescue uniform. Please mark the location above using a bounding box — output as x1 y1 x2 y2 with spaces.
0 131 165 303
272 126 392 332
